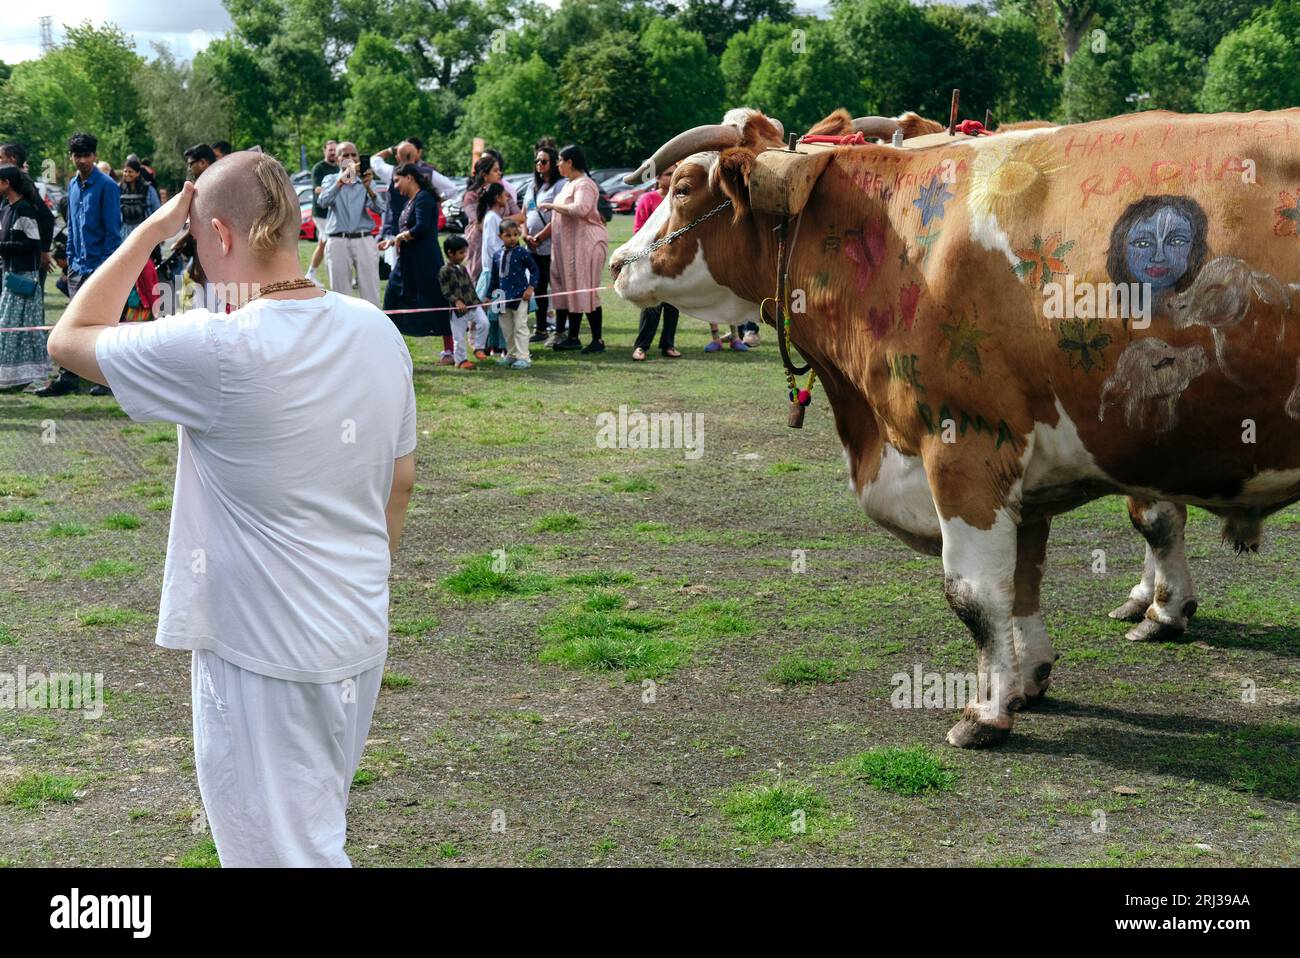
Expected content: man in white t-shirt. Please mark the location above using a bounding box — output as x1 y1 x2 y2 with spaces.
47 151 418 867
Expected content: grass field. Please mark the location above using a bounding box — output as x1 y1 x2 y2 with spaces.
1 216 1297 867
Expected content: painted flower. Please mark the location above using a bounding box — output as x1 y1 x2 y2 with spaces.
913 175 955 228
1014 232 1075 289
1057 318 1111 373
1274 190 1300 239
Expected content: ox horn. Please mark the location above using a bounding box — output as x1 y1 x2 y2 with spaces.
623 124 742 185
852 116 904 141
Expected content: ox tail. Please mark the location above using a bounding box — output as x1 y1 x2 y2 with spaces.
1218 509 1264 555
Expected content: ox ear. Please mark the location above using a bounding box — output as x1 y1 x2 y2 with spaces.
896 112 946 138
739 113 785 151
716 147 755 223
1252 271 1289 308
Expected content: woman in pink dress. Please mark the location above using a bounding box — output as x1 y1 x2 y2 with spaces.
536 144 608 352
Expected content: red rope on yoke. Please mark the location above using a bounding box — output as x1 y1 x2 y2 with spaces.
800 133 867 146
0 284 618 330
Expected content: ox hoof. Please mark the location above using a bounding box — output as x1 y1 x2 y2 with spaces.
1125 618 1186 643
946 716 1012 749
1109 598 1149 623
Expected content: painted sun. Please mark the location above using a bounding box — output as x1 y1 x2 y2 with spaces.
966 137 1067 221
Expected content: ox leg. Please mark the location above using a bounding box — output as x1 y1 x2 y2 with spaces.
1013 517 1059 706
1109 498 1157 623
938 506 1024 748
1119 498 1197 642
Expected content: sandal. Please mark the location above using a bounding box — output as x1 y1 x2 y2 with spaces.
632 347 647 361
661 347 682 359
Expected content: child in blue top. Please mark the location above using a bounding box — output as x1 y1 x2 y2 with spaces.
488 219 539 369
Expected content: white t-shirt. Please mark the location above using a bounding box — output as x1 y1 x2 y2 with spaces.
481 209 504 271
96 291 417 683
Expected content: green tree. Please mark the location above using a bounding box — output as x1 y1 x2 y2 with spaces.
535 0 655 63
136 44 231 189
0 22 150 178
832 0 935 116
263 35 339 160
455 54 562 172
557 32 657 166
61 21 153 161
1130 39 1203 113
392 0 521 95
1059 41 1132 121
719 20 791 106
343 34 437 154
666 0 795 57
1199 1 1300 112
0 55 93 180
193 37 275 151
639 19 724 145
742 21 862 132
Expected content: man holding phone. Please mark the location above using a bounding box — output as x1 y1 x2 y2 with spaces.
318 141 385 306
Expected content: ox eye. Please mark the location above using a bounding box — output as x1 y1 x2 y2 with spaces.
1152 357 1175 369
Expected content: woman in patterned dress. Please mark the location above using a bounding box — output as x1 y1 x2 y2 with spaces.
0 166 50 389
536 144 608 353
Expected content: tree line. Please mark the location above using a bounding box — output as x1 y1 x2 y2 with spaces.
1 0 1295 189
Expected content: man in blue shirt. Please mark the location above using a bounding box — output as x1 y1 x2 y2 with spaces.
318 141 385 306
37 131 121 397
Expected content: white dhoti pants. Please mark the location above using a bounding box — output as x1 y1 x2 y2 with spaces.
452 305 489 363
191 649 383 867
325 235 381 306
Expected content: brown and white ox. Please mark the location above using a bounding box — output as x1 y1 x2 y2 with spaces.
611 107 1300 747
895 112 1269 643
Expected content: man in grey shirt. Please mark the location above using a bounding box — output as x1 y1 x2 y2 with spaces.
318 141 385 306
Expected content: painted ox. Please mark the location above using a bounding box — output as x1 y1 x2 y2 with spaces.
611 107 1300 747
891 113 1272 641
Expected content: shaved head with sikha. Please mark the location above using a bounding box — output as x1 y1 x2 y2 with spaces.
190 151 301 289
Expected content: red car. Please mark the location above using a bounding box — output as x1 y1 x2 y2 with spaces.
610 183 654 215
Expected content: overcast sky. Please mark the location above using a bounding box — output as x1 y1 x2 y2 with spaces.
2 1 842 66
2 1 235 64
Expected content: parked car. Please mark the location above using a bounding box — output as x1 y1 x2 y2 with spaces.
609 182 654 215
36 181 65 220
589 168 633 188
442 193 467 234
290 169 313 188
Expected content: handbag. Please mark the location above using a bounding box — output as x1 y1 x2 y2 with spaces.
4 272 38 297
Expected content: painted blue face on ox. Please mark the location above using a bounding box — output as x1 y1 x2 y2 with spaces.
1125 207 1194 291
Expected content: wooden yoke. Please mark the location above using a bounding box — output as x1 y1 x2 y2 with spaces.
749 130 981 217
749 143 837 217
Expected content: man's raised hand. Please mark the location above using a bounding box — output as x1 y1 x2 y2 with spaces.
146 180 195 241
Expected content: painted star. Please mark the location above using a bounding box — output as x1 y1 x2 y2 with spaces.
940 316 990 375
